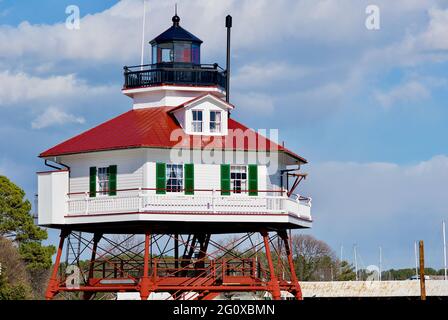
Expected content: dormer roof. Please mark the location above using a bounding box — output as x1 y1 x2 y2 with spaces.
168 93 234 114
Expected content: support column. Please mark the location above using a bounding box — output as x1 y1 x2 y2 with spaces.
45 229 69 300
279 230 302 300
261 231 281 300
174 234 179 275
83 232 102 300
140 231 151 300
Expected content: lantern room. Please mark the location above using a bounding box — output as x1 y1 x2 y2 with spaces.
150 14 202 66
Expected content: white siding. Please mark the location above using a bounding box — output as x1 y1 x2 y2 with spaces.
53 148 289 196
126 86 225 109
38 170 68 225
144 149 272 195
195 164 221 191
59 149 145 194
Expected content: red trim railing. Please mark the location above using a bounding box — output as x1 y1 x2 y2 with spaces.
67 188 289 197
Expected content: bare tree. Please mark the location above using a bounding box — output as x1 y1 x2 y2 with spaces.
105 234 145 256
291 234 337 281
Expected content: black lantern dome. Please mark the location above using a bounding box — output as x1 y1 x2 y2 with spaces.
150 14 202 66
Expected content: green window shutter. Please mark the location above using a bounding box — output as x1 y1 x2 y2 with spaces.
156 163 166 194
184 164 194 195
248 165 258 196
89 167 97 198
220 164 230 196
108 165 117 196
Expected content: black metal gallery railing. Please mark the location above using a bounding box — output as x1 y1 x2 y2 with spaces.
123 63 227 90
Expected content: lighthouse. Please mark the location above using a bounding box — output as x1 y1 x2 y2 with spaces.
37 13 312 300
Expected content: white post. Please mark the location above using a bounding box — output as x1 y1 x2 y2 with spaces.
354 244 358 281
85 192 89 215
379 246 382 281
414 241 418 278
139 187 143 212
140 0 147 70
212 189 216 213
443 220 447 280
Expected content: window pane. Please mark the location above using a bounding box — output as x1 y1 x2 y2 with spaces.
230 165 247 194
174 42 192 63
98 167 110 195
166 164 183 192
210 111 221 133
152 46 157 64
192 110 203 132
161 48 172 62
192 44 200 64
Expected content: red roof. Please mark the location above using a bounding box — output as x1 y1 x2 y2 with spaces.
39 106 306 163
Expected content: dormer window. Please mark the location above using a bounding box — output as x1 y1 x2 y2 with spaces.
192 110 203 132
210 111 221 133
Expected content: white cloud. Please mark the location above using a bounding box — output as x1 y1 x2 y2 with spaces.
420 8 448 51
374 81 431 108
0 0 441 65
31 107 85 129
233 92 275 115
0 0 143 63
232 62 313 89
301 155 448 267
0 71 113 106
358 7 448 73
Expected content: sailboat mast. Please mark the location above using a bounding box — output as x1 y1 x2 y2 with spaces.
414 241 418 278
379 246 382 281
443 220 447 280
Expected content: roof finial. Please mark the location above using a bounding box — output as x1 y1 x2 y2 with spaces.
172 4 180 27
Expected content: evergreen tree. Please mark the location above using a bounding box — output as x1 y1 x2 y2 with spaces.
337 260 356 281
0 175 55 270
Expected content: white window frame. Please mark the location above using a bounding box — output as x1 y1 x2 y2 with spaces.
210 111 222 133
230 165 247 195
97 167 109 196
166 164 183 193
191 110 203 133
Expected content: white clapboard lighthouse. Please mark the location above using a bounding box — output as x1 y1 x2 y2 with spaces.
38 13 312 300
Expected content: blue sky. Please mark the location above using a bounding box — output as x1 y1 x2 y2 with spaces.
1 0 448 270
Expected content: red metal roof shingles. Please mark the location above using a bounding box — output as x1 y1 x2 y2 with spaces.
39 106 306 163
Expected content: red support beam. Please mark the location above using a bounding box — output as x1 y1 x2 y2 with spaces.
45 229 69 300
140 231 151 300
280 231 302 300
44 231 303 300
261 231 281 300
83 233 102 300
